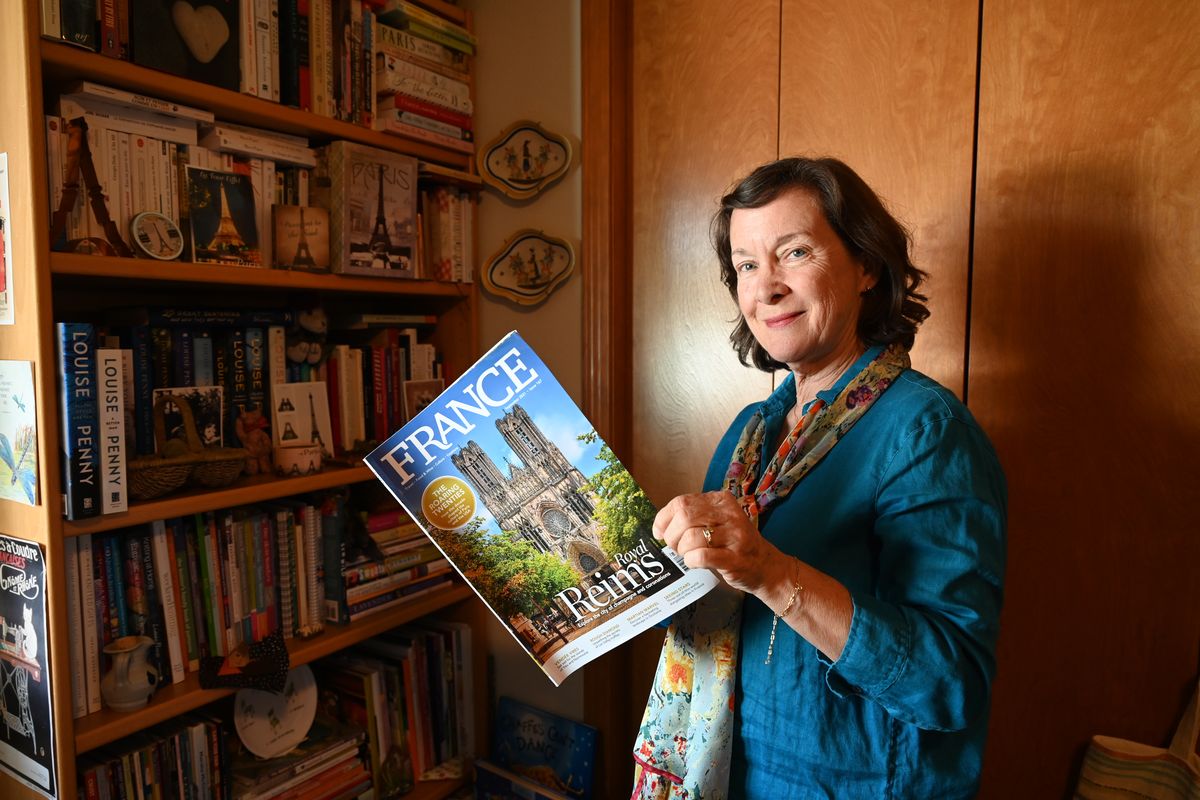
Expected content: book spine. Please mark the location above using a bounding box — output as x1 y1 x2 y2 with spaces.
77 534 102 714
274 509 295 637
59 0 97 50
262 513 278 634
309 0 329 116
376 52 471 105
450 189 465 282
98 0 119 56
346 574 451 620
279 0 300 107
344 561 447 605
223 512 244 648
58 97 199 146
362 7 375 128
404 18 473 55
370 346 387 442
200 129 317 167
380 92 471 129
170 520 200 670
194 513 219 657
64 536 88 719
102 533 127 638
308 503 324 630
390 0 474 45
39 0 60 39
373 114 475 154
152 520 186 683
227 329 248 444
398 111 469 141
375 22 469 75
91 534 112 659
270 0 282 103
246 327 266 422
57 322 100 519
139 529 171 687
96 349 128 514
70 82 216 123
172 328 194 387
241 0 259 96
296 0 313 112
322 505 349 624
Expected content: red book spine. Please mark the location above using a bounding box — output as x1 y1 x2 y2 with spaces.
297 0 313 112
371 346 387 441
261 514 277 634
99 0 120 58
386 93 472 130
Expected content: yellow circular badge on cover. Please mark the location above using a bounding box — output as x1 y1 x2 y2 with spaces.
422 476 476 530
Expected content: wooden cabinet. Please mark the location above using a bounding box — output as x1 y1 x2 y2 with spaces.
0 1 485 797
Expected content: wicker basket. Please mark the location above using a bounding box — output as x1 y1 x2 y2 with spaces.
127 394 248 501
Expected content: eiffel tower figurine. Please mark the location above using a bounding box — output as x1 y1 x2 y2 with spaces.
290 206 317 269
206 184 247 258
368 164 392 269
308 392 326 453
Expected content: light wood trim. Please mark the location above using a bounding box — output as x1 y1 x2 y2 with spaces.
74 583 471 753
580 2 634 798
39 42 471 169
62 464 374 535
50 252 474 297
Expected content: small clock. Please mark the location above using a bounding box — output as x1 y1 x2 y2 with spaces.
129 211 185 260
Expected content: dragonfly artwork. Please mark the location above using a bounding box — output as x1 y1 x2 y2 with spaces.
0 423 37 505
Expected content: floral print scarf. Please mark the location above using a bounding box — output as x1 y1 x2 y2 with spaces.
631 344 910 799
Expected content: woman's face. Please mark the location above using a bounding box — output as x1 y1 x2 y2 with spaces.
731 188 873 374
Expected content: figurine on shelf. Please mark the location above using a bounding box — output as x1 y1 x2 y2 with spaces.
235 407 273 475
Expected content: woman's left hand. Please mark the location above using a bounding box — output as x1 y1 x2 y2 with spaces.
654 490 790 596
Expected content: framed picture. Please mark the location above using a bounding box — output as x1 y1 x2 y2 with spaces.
151 386 224 450
481 229 575 306
477 120 572 200
271 382 334 459
403 378 445 423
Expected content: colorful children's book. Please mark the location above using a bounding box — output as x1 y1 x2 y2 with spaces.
0 360 38 506
492 697 597 799
364 332 718 686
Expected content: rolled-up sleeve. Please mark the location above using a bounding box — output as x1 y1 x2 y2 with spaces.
821 415 1007 732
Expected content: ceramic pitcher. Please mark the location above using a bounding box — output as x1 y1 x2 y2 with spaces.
100 635 159 712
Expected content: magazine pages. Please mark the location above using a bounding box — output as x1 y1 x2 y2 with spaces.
365 332 717 685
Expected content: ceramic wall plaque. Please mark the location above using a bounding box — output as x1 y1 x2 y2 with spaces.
477 121 572 200
482 229 575 306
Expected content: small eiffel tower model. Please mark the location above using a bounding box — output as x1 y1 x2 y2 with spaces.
308 392 326 452
367 164 392 268
290 207 317 269
206 184 247 255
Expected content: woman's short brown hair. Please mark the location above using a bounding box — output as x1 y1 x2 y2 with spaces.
712 157 930 372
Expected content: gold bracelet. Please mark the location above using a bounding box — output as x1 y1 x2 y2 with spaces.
765 580 804 665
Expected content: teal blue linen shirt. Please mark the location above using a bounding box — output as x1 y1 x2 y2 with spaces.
703 346 1007 799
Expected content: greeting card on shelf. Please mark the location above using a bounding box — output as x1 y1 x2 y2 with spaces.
271 382 334 459
0 360 37 506
187 167 261 266
272 205 331 272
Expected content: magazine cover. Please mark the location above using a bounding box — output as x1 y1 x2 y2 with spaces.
364 332 718 686
0 534 56 798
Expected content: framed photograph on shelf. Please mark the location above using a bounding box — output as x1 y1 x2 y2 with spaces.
402 378 445 422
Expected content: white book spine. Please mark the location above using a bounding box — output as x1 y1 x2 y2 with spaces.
102 129 122 239
463 192 474 283
147 138 162 217
151 520 186 683
375 20 463 70
64 537 87 718
115 132 133 241
310 0 328 116
191 723 211 798
270 0 281 103
166 142 179 224
70 80 216 123
40 0 60 38
58 96 199 146
129 134 149 220
376 52 471 103
226 516 245 647
259 159 275 267
450 189 465 282
397 111 464 140
241 0 258 96
255 0 273 99
96 349 127 514
200 130 317 168
305 504 322 629
45 116 64 222
77 534 102 714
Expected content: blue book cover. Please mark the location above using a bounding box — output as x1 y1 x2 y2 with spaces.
364 331 717 686
492 697 598 800
193 332 215 387
245 326 266 416
56 321 101 519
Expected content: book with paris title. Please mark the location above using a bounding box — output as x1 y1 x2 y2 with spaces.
313 141 417 278
364 332 718 686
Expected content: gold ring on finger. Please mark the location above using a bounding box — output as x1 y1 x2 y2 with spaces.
702 526 714 547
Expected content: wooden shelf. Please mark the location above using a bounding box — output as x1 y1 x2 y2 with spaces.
62 463 375 536
404 778 467 800
50 253 475 299
73 583 472 753
39 41 471 170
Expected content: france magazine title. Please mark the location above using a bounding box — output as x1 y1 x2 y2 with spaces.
365 332 717 685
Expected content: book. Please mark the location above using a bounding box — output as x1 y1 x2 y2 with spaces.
374 53 473 113
493 697 597 799
474 759 572 800
95 349 128 514
364 332 719 685
373 113 476 154
56 322 100 520
314 140 418 278
67 81 216 123
56 95 200 146
129 0 240 91
187 167 261 265
64 537 87 719
272 204 331 271
375 21 470 76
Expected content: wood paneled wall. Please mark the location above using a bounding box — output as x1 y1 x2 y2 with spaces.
583 0 1200 796
779 0 979 394
971 1 1200 795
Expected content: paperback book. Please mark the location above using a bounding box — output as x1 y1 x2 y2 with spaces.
187 167 261 266
364 332 718 686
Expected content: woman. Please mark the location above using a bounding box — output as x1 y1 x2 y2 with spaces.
632 158 1006 799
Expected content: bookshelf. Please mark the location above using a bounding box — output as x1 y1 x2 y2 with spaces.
1 1 486 797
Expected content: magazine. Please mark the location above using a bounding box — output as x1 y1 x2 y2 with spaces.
364 332 718 686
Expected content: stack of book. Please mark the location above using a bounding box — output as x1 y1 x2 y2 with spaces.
229 713 369 800
374 3 476 154
323 508 450 624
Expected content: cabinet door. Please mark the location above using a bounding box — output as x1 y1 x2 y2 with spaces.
629 0 779 505
780 0 979 394
970 2 1200 795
